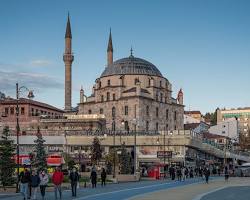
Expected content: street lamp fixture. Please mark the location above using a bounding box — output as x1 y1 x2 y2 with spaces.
16 83 34 193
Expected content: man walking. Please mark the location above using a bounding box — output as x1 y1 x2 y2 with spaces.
101 168 107 186
90 167 97 188
19 167 31 200
204 167 210 184
225 166 229 181
30 170 40 200
69 167 79 197
39 170 49 200
52 167 64 200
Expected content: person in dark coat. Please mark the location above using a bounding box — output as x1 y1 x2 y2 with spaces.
190 167 194 178
30 170 40 200
204 167 210 184
177 167 182 181
69 167 80 197
90 167 97 188
225 166 229 181
19 167 31 200
101 168 107 186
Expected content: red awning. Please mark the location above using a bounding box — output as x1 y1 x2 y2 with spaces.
47 156 65 166
13 155 65 166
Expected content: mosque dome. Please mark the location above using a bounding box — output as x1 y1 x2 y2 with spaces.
100 55 163 78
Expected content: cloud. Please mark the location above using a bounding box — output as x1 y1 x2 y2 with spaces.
0 59 54 70
29 59 52 67
0 70 64 92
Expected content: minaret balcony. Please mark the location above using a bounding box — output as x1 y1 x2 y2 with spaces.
63 54 74 62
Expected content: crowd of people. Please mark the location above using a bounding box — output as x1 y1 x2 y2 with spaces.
168 165 230 184
18 166 107 200
18 163 230 199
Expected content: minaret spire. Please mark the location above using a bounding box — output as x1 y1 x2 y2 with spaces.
107 28 113 66
63 13 74 111
65 12 72 38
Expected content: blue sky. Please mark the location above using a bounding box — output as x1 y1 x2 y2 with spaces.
0 0 249 113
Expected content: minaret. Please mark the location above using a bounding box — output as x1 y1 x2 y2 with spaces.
80 86 84 103
107 28 113 66
177 88 184 105
63 13 74 112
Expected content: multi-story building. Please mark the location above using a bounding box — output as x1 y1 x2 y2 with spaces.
0 97 64 133
217 108 250 149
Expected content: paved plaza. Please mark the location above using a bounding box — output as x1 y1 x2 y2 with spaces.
0 177 249 200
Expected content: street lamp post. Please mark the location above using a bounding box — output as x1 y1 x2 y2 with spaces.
132 119 137 176
163 127 166 177
15 83 34 193
113 128 116 178
223 121 230 167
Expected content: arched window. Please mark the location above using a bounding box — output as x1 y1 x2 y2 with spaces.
125 121 129 131
112 121 116 131
156 107 159 117
107 92 110 101
112 107 116 118
146 121 149 132
124 106 128 115
156 122 159 131
88 109 92 114
166 109 169 120
174 111 177 121
100 108 103 114
146 106 149 116
160 81 162 88
160 93 163 102
101 95 104 102
107 80 111 86
113 93 116 101
99 81 102 88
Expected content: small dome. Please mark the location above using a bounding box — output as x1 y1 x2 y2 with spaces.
100 56 163 78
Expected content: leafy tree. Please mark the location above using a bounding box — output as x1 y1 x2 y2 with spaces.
0 126 15 189
204 108 218 126
120 143 132 174
62 152 75 170
33 127 47 171
90 137 102 165
104 148 118 175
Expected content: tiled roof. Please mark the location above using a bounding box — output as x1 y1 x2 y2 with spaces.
0 98 64 113
184 111 201 115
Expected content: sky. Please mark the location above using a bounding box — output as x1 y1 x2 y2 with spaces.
0 0 249 114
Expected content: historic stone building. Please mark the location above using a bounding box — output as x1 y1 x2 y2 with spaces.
75 29 184 132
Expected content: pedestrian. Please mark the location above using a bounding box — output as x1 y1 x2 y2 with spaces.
185 167 189 179
181 167 186 181
204 167 210 184
101 168 107 186
69 167 79 197
177 167 182 181
52 167 64 200
30 170 40 200
19 167 31 200
195 167 198 177
39 170 49 200
190 167 194 178
172 167 176 180
225 166 229 181
90 167 97 188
